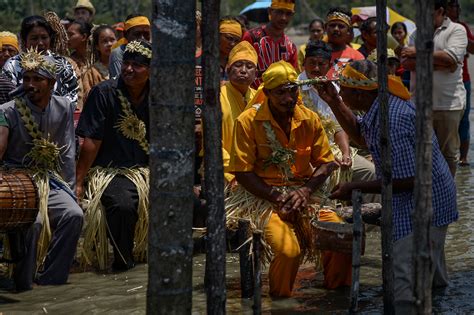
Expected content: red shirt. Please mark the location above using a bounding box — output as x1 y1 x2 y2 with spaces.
459 21 474 82
327 45 365 78
243 25 298 88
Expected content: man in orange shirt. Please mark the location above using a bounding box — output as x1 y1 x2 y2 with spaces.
325 7 365 77
228 61 337 297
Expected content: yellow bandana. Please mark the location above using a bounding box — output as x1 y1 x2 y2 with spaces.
0 31 19 52
340 63 411 100
262 60 297 90
124 16 150 32
326 12 351 27
271 0 295 12
219 20 242 38
227 41 257 67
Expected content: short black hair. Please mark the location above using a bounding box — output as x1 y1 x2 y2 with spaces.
305 40 332 60
21 16 56 49
390 22 407 36
327 7 352 18
308 18 324 31
70 20 93 37
435 0 448 10
360 17 377 34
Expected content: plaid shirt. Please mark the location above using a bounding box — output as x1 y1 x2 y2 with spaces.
359 95 458 241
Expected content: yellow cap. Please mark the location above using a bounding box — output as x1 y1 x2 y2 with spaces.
74 0 95 15
124 16 151 32
262 60 297 90
227 41 257 67
0 31 19 52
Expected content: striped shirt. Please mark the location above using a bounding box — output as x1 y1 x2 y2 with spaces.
359 94 458 241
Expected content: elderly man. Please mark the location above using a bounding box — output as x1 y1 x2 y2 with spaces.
325 7 364 77
109 14 151 79
76 40 151 271
316 59 458 312
402 0 467 176
242 0 298 88
228 61 337 297
0 31 19 68
221 41 257 182
73 0 95 24
0 48 83 291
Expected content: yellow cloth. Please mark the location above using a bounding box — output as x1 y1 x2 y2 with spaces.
270 0 295 12
230 98 334 186
111 37 127 50
297 43 306 73
262 60 298 90
319 209 352 289
0 32 19 52
221 82 256 182
124 16 150 31
219 20 242 38
264 212 301 297
227 41 257 67
340 63 411 100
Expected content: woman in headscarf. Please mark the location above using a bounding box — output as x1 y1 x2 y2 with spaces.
2 14 79 107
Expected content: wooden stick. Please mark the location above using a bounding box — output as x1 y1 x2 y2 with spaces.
350 189 363 314
376 1 395 313
238 219 254 298
252 230 262 315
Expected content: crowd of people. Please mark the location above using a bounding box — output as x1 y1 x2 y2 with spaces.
0 0 469 312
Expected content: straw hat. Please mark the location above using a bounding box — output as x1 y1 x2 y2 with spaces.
74 0 96 15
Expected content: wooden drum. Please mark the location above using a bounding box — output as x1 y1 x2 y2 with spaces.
0 170 39 232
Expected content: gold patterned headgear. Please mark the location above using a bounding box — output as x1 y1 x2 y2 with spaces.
19 48 57 80
340 63 411 100
123 40 152 66
326 11 351 27
270 0 295 13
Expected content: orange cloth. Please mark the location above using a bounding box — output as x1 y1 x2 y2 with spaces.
219 20 242 38
230 98 334 186
111 37 128 50
264 212 301 297
220 82 256 182
319 209 352 289
328 45 365 78
0 32 19 52
270 0 295 12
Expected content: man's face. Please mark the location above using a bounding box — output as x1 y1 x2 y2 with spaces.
362 21 377 47
265 83 299 114
309 21 324 41
74 8 92 23
433 7 445 29
304 56 331 78
228 60 256 88
446 3 460 22
0 44 19 67
121 60 150 87
220 33 241 56
326 20 350 46
126 25 151 42
268 8 294 31
22 71 54 105
339 86 364 111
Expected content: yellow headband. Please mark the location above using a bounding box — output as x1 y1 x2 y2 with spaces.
327 12 351 27
227 41 257 67
262 60 297 90
0 32 19 52
124 16 150 32
219 20 242 38
271 0 295 12
340 63 411 100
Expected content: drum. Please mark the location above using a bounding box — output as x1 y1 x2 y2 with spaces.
0 170 39 232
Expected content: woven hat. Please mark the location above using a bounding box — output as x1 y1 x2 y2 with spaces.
74 0 95 15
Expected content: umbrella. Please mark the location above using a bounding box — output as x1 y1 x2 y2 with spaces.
351 6 416 35
240 0 271 24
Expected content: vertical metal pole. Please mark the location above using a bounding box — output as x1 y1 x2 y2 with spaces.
252 230 262 315
350 189 363 314
376 2 395 314
238 219 254 298
414 0 434 313
147 1 196 314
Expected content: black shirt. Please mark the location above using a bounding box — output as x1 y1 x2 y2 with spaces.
76 78 149 168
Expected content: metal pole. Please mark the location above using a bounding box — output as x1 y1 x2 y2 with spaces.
147 1 196 314
414 0 434 313
375 1 395 314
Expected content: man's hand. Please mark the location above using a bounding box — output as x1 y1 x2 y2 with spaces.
329 182 354 200
280 187 312 213
315 81 341 106
335 154 352 170
76 182 85 201
401 46 416 59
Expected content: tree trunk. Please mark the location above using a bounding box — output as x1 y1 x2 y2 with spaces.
147 1 196 314
414 0 434 313
201 0 227 314
349 189 363 314
376 1 395 314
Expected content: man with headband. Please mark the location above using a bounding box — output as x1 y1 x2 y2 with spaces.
219 17 243 81
316 59 457 312
0 48 83 291
0 31 19 68
109 14 151 79
227 60 337 297
242 0 298 88
325 7 364 78
77 40 151 271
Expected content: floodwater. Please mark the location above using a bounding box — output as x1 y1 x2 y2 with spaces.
2 139 474 314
